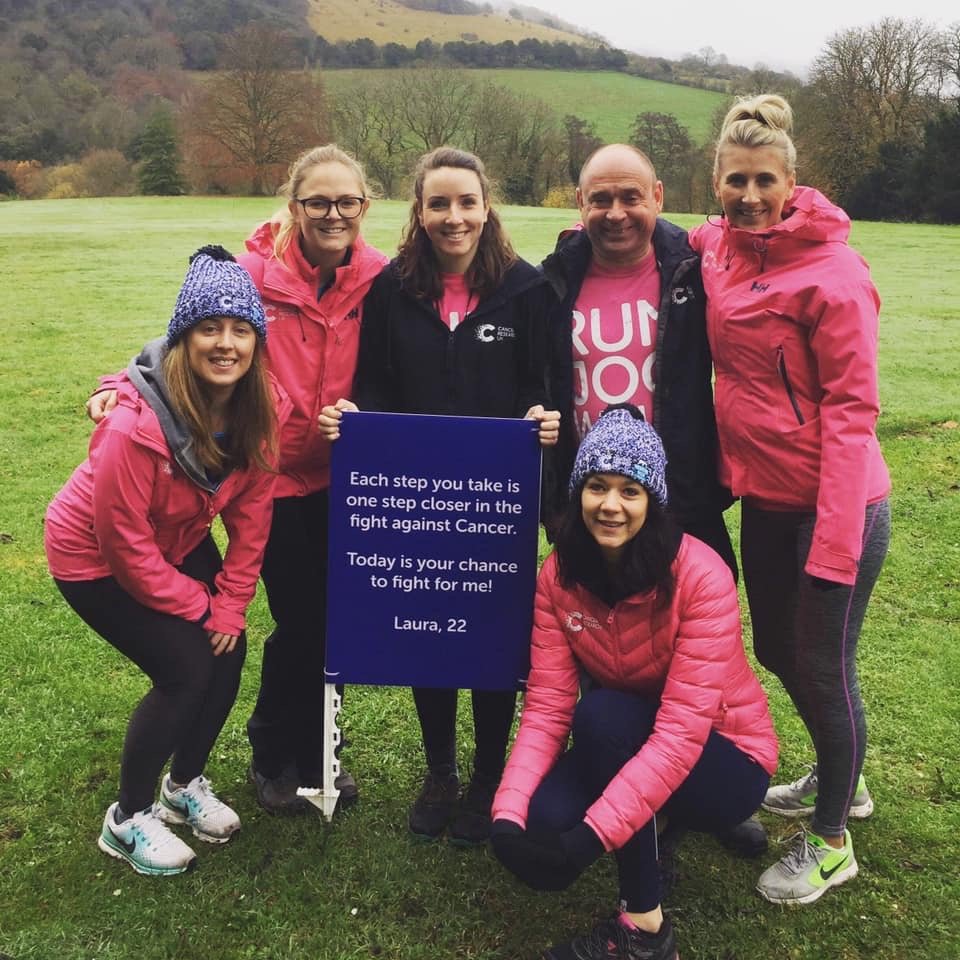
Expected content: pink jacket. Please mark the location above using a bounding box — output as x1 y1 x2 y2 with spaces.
689 187 890 584
237 224 388 498
45 378 287 636
493 538 778 851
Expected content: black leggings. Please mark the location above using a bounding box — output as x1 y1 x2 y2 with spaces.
413 686 517 782
56 537 245 813
247 490 331 784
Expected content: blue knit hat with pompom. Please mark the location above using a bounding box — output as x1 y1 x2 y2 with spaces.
167 245 266 346
569 406 668 506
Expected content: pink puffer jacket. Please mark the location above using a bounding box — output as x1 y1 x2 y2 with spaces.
493 537 778 851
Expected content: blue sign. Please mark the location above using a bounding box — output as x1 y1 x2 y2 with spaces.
325 412 541 690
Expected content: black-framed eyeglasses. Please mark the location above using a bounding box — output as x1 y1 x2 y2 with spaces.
296 195 366 220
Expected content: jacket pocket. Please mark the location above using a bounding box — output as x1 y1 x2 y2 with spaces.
776 345 805 425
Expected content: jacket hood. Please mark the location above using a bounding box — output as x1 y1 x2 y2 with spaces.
127 337 218 493
723 185 852 248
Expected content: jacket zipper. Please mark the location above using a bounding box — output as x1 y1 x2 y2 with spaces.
776 346 805 425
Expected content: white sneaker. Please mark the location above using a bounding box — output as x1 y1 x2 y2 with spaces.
156 774 240 844
98 803 196 876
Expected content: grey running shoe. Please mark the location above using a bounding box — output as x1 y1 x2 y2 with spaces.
756 828 858 905
98 803 196 876
762 766 874 819
157 774 240 843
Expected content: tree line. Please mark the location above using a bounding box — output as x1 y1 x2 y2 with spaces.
2 15 959 222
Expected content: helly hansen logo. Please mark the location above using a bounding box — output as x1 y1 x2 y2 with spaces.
751 281 770 293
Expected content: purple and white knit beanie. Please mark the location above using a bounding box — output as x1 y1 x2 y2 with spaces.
569 407 668 506
167 245 266 346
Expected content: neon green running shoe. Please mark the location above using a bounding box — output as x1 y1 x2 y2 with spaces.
757 828 858 905
762 766 874 819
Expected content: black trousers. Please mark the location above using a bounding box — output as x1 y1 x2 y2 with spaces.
247 490 332 784
56 536 245 813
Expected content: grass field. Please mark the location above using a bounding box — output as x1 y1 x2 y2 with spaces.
1 197 959 960
323 69 728 145
306 0 589 46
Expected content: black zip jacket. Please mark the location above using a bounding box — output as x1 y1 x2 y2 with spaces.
541 221 733 536
353 258 551 419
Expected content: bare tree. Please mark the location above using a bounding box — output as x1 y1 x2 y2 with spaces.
396 68 477 151
938 22 960 101
802 18 942 203
186 24 328 195
332 79 412 197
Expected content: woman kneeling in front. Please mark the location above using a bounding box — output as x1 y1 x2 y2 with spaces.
490 406 778 960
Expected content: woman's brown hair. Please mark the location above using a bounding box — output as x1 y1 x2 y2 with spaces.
395 146 517 302
162 339 277 476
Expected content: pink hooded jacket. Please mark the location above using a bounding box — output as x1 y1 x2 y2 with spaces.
46 376 289 636
237 224 388 498
689 186 890 584
492 537 778 851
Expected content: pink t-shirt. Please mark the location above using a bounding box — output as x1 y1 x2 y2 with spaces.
572 251 660 438
437 273 477 331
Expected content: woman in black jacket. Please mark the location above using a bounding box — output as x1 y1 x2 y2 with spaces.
320 146 558 846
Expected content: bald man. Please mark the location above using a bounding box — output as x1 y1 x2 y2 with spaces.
542 144 735 574
541 147 768 859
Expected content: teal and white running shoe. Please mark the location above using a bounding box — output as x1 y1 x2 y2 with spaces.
157 774 240 843
762 766 874 819
98 803 196 876
757 828 858 905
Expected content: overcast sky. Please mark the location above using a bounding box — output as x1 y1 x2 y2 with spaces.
531 1 958 76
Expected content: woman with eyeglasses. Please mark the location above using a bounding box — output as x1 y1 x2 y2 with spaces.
319 146 559 846
89 146 388 815
234 145 388 814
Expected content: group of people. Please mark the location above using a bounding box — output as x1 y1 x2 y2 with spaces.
46 92 890 959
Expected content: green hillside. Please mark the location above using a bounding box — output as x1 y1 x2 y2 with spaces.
324 68 729 144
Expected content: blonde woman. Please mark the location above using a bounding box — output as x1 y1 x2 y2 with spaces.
689 95 891 905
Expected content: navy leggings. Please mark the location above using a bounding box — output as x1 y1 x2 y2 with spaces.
742 498 890 837
55 536 245 814
525 689 769 912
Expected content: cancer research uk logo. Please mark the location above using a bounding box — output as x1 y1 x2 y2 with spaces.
474 324 516 343
565 611 602 633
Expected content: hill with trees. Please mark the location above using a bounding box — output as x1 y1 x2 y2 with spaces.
1 1 958 223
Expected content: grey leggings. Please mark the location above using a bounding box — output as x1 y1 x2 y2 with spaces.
741 498 890 838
